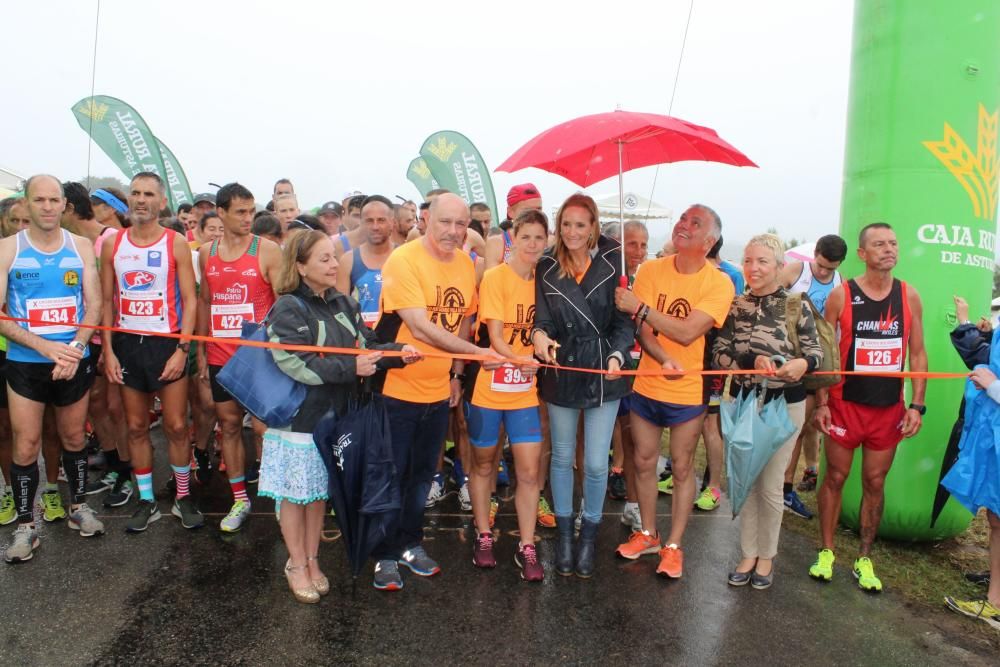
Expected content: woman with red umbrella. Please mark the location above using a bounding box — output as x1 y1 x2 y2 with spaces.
531 193 635 578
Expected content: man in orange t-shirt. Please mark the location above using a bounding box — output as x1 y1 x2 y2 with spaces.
612 205 735 579
370 193 503 592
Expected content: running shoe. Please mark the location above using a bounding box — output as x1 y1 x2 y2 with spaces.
85 471 118 496
536 497 556 528
853 557 882 592
220 499 251 533
458 481 472 511
4 524 39 563
657 475 674 495
172 497 205 529
125 500 161 533
616 530 660 560
944 597 1000 630
68 503 105 537
489 496 499 528
608 468 627 500
472 531 496 568
373 559 403 591
246 459 261 485
965 571 991 587
797 467 818 492
193 447 212 485
425 473 445 508
41 490 67 522
104 477 134 508
808 548 835 581
656 544 683 578
497 458 510 487
0 491 17 526
783 490 813 519
695 486 721 511
398 546 440 576
620 503 642 531
515 543 544 582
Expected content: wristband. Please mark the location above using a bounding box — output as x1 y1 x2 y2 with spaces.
450 371 465 381
632 302 644 318
638 305 650 326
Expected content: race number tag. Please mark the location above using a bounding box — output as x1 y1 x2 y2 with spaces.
27 296 78 334
361 311 379 327
630 340 642 362
853 337 903 372
119 290 165 323
211 303 255 338
490 363 532 393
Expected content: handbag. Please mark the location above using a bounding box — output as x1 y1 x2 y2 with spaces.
786 292 840 390
216 296 308 427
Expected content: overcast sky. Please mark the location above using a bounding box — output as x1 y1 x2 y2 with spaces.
2 1 853 256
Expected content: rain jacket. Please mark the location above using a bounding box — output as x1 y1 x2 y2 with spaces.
712 287 823 403
533 234 635 409
267 283 404 433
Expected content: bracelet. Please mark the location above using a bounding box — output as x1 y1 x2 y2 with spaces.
632 301 644 318
638 305 650 326
68 340 86 352
450 371 465 381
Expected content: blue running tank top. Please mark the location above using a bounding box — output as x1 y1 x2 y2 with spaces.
7 229 89 363
349 247 382 326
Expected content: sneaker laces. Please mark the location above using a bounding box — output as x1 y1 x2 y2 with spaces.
477 532 494 550
538 498 553 515
521 544 538 564
226 500 249 519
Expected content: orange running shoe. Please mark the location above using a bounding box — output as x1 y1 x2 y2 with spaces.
615 530 660 560
488 496 499 528
656 544 683 578
536 497 556 529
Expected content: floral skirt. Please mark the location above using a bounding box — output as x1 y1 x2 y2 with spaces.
258 428 329 505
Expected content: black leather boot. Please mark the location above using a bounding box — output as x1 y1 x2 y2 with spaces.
575 518 600 578
555 516 575 576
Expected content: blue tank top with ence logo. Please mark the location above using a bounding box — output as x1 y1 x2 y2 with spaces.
7 229 89 363
349 247 382 326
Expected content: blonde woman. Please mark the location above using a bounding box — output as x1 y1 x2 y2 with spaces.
712 234 822 589
261 231 419 603
532 193 635 578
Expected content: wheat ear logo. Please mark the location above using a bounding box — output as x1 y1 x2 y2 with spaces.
427 136 458 163
923 103 999 221
410 159 432 180
77 98 109 122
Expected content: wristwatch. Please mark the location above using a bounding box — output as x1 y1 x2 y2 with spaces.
177 342 191 353
69 340 86 352
908 403 926 416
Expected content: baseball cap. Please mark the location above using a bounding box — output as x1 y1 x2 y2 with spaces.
507 183 541 207
193 192 216 205
318 201 344 217
90 188 128 214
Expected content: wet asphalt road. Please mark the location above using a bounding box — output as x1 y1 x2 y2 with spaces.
0 432 995 666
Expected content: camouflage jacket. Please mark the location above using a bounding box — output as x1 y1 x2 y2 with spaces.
711 287 823 393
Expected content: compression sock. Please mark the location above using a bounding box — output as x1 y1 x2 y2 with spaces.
134 467 154 502
783 482 793 495
229 476 249 502
104 448 121 472
61 450 89 505
172 465 191 499
11 463 39 524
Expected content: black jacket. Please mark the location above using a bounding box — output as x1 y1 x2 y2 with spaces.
267 283 404 433
533 235 636 409
951 322 991 369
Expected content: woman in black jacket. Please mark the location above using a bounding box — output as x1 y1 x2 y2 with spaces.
531 193 635 577
260 231 419 603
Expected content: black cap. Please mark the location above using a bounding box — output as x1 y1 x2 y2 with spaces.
193 192 216 205
318 201 344 217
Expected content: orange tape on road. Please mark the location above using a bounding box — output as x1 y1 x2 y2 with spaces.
0 314 969 380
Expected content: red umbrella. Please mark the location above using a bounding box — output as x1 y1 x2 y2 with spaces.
496 109 757 277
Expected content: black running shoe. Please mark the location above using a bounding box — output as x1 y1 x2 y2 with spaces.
246 459 260 485
104 476 134 508
194 447 212 485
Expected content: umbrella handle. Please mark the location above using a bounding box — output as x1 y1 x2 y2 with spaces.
759 355 787 395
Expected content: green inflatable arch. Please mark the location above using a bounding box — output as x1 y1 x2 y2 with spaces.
834 1 1000 540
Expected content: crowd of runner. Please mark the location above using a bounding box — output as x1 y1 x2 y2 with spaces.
0 173 995 627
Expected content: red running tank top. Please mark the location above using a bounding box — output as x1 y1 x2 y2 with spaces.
203 236 275 366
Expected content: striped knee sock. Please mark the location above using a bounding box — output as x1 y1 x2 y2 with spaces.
172 465 191 499
135 467 154 502
229 476 248 502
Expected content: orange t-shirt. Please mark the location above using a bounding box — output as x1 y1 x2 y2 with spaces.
632 256 735 406
379 240 477 403
471 264 538 410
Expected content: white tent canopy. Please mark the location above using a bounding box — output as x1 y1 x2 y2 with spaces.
594 191 673 222
0 166 25 198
